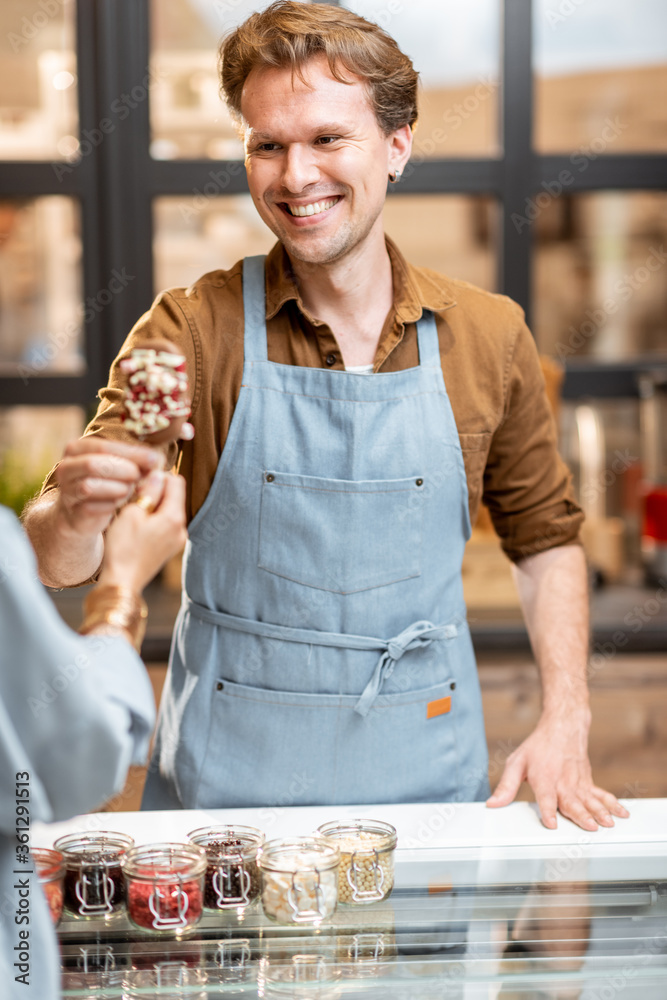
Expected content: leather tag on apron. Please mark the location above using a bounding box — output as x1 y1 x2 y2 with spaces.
426 695 452 719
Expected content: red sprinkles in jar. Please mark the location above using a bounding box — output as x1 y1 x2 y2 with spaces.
127 873 202 931
43 879 64 926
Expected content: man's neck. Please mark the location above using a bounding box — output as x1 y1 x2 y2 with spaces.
288 230 394 367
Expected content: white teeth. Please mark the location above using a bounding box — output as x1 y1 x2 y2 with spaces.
287 198 338 217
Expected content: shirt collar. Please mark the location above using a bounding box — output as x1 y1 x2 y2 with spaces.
264 237 457 324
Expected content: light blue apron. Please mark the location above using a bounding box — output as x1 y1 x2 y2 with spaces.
142 255 489 809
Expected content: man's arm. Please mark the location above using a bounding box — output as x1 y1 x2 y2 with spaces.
486 543 630 830
23 439 162 587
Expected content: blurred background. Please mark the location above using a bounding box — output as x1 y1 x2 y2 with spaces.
0 0 665 802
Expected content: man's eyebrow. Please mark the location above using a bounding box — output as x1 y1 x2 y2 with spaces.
247 122 353 142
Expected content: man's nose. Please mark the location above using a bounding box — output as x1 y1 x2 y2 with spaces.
280 144 320 194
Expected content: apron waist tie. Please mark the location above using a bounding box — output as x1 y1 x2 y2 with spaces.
184 596 461 717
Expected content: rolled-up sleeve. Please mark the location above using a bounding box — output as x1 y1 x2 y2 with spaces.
482 315 584 563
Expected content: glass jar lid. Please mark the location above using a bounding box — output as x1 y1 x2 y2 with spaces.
316 819 397 854
257 837 340 874
121 843 207 883
32 847 65 883
53 830 134 867
187 824 264 859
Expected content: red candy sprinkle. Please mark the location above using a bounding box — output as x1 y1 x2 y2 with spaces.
120 348 193 439
127 876 202 931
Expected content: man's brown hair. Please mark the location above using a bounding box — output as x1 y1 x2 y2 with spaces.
219 0 419 136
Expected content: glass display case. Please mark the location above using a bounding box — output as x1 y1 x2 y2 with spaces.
50 812 667 998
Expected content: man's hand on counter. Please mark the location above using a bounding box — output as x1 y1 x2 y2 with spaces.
487 544 630 831
486 708 630 831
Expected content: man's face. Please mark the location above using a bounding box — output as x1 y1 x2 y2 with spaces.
241 55 406 265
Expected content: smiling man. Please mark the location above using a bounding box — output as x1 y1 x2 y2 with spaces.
25 1 628 832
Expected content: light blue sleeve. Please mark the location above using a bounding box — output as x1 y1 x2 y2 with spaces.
0 507 156 829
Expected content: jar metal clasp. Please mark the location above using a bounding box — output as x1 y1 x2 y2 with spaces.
75 868 115 915
347 848 385 902
212 849 251 907
148 882 189 929
287 869 327 923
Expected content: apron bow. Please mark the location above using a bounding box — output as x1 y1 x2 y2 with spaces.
354 619 459 718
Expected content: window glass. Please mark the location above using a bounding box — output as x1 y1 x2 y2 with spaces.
150 0 264 160
533 191 667 362
344 0 500 158
150 1 500 161
0 0 78 161
534 0 667 153
153 194 276 292
384 194 498 291
0 405 85 516
0 197 84 377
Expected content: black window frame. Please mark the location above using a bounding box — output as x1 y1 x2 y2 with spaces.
0 0 666 409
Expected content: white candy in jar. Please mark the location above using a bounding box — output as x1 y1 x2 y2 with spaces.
258 840 340 925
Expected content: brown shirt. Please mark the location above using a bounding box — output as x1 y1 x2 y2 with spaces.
47 238 583 563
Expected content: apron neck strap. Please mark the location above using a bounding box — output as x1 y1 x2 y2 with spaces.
416 309 440 368
242 255 268 362
243 255 439 368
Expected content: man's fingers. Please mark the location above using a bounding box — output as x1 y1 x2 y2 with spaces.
592 786 630 818
556 793 599 832
486 754 526 808
63 436 162 472
135 471 168 510
64 477 135 504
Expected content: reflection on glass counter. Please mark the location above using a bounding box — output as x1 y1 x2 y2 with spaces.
0 0 78 161
0 197 84 377
54 844 667 998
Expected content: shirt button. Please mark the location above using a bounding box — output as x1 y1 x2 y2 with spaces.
415 478 424 487
325 354 337 366
216 682 224 692
266 473 275 482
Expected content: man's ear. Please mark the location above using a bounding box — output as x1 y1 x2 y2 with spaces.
388 123 413 178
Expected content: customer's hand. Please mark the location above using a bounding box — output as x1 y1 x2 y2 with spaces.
99 471 187 594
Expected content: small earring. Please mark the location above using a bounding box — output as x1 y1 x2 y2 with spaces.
389 169 401 184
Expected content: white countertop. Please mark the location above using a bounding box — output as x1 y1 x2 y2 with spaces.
33 797 667 861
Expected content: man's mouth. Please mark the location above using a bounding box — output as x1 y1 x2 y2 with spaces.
280 197 341 218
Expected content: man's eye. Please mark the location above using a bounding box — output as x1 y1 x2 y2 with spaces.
316 136 338 145
255 143 279 152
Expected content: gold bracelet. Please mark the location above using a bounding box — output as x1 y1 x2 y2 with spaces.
80 584 148 653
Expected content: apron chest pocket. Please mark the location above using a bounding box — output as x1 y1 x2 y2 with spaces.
258 470 423 594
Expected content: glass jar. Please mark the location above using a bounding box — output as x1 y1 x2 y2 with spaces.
122 843 206 935
257 837 340 925
316 820 397 904
187 824 264 910
53 831 133 919
32 847 65 926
